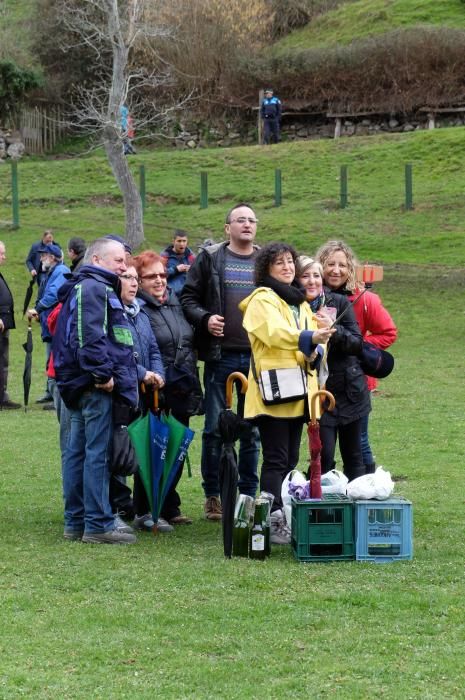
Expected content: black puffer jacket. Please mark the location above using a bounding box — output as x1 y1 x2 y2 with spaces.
137 288 203 416
0 273 15 331
320 290 371 426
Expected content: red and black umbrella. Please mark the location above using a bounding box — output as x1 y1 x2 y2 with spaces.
307 390 335 499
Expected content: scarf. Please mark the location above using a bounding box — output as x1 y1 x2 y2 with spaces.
262 275 307 305
308 293 326 313
124 298 140 317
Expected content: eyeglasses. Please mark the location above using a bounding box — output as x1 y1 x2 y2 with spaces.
140 272 167 280
229 217 258 225
120 274 139 282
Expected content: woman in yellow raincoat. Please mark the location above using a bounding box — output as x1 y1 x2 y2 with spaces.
240 242 334 544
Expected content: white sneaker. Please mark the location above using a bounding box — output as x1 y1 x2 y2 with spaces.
156 517 174 533
114 513 135 534
270 509 291 545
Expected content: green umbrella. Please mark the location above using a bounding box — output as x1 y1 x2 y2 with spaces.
127 411 153 511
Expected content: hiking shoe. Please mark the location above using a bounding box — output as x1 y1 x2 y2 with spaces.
0 399 22 410
36 394 53 404
42 403 56 411
204 496 222 521
63 529 84 541
169 514 193 525
156 517 174 533
82 529 136 544
114 513 135 534
270 509 291 545
133 513 155 531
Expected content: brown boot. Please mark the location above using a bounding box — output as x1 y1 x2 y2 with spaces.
204 496 222 521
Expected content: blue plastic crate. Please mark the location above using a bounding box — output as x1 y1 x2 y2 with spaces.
355 497 413 562
291 494 355 562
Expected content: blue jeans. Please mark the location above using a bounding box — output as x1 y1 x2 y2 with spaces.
201 351 260 498
360 412 374 467
63 390 114 534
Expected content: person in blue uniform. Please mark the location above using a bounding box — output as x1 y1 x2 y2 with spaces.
260 89 282 145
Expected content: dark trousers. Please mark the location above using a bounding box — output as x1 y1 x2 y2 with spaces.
256 416 304 511
264 118 280 144
320 418 365 482
0 330 9 402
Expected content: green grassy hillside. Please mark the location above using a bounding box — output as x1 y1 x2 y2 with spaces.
275 0 465 51
1 127 464 273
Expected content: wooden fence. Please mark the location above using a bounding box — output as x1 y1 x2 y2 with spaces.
20 105 67 155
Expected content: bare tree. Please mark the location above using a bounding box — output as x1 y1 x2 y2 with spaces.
54 0 180 249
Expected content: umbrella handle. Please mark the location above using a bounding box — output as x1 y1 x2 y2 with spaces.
140 383 159 411
225 372 248 410
310 389 335 425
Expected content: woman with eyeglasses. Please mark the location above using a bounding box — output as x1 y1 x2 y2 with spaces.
133 250 203 528
240 242 335 545
119 262 165 532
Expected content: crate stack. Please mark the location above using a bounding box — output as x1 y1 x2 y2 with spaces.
291 495 413 563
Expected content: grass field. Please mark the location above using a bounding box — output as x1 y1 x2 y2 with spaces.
274 0 465 51
1 130 465 698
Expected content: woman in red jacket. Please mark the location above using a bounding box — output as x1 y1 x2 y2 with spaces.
316 240 397 473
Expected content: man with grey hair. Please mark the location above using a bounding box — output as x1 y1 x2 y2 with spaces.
0 240 21 409
53 237 138 544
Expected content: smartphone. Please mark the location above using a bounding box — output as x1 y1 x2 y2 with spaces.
355 264 383 284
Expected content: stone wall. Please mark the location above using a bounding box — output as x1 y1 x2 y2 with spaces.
0 129 25 160
164 111 465 148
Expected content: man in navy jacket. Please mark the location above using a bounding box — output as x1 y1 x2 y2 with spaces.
260 88 282 145
53 237 138 544
160 230 196 295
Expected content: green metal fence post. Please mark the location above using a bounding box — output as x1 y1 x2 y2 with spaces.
200 172 208 209
275 168 282 207
139 164 146 214
405 163 413 210
340 165 348 209
11 161 19 229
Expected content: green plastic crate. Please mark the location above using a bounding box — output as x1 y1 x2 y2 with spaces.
291 494 355 562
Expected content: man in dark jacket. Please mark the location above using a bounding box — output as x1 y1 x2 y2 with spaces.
25 229 55 286
260 88 282 145
160 229 195 295
53 237 138 544
0 241 21 409
67 237 86 272
180 203 260 520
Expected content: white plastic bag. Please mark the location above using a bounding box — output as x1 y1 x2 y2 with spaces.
281 469 307 527
346 466 394 500
321 469 349 495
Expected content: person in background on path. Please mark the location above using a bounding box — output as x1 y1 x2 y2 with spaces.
260 88 282 145
241 243 334 545
67 237 86 272
0 241 21 410
53 237 138 544
120 104 136 155
25 229 56 287
180 203 261 521
316 240 397 474
27 243 69 407
160 229 196 295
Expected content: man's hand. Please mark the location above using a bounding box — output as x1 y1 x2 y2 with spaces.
0 319 4 333
207 314 225 337
27 309 39 321
177 264 190 273
95 377 114 392
31 269 37 278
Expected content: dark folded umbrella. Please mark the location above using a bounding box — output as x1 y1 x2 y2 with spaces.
307 390 336 499
22 323 33 411
22 279 35 318
218 371 249 558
